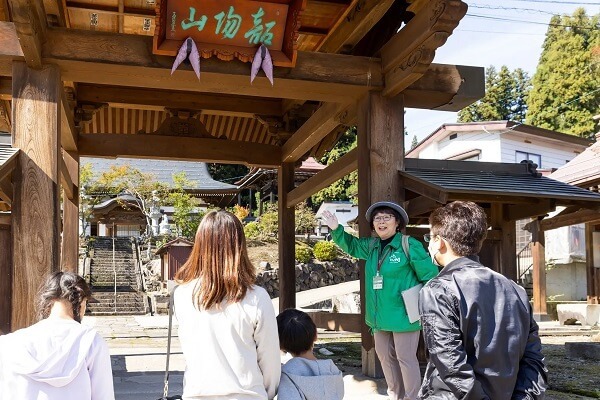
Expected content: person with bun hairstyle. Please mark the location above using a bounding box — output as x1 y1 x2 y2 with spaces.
0 271 115 400
322 201 438 400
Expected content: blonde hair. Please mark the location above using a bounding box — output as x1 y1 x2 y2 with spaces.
175 210 256 310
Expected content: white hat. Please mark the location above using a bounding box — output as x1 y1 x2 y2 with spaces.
365 201 409 226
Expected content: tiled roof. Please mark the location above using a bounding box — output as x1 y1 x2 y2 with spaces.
81 157 238 192
550 139 600 187
402 159 600 203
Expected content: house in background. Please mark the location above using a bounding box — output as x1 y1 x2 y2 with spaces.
155 238 194 281
315 201 358 237
408 121 593 300
82 157 239 237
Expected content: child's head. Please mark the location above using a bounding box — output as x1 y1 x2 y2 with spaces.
277 308 317 356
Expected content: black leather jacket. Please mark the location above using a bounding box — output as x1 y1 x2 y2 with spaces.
418 256 547 400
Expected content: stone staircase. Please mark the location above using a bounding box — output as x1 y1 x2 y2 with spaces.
87 237 148 316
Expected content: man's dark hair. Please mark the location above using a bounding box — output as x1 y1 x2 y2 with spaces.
277 308 317 356
370 206 405 232
429 201 488 256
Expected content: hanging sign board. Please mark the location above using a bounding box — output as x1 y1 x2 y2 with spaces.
154 0 305 67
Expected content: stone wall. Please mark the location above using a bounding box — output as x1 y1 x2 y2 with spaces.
255 258 360 298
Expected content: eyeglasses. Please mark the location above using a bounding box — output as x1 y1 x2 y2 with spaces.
423 234 447 243
373 215 394 223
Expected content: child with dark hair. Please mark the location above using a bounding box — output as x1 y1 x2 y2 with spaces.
0 271 114 400
276 309 344 400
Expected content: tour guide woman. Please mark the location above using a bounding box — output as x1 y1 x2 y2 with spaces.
322 201 438 400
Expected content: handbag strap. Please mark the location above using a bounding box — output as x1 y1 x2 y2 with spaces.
163 285 178 398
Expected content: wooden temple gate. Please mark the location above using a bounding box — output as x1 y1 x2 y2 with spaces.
0 0 486 375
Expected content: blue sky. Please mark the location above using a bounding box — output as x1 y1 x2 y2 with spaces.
405 0 600 143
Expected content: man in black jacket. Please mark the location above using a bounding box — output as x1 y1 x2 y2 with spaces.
418 201 547 399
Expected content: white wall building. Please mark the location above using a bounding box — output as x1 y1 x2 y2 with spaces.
314 201 358 236
408 121 593 301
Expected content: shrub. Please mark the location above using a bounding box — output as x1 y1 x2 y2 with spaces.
313 241 338 261
244 221 262 240
295 245 313 263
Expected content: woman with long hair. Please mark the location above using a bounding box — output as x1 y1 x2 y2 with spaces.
174 210 280 400
0 271 115 399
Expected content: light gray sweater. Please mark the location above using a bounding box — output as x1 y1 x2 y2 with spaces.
277 358 344 400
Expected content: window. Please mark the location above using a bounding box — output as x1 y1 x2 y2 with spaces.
515 151 541 167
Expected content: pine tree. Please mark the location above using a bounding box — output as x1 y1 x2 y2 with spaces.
457 66 531 123
411 135 418 149
527 9 600 138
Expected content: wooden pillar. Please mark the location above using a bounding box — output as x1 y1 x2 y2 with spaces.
0 214 11 334
531 219 549 321
61 151 79 272
278 162 295 312
501 206 517 281
11 62 62 330
586 223 599 304
357 91 404 377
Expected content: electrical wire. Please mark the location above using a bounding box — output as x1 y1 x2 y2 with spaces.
506 0 600 5
466 13 600 30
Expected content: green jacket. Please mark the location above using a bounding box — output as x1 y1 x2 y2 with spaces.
331 225 438 332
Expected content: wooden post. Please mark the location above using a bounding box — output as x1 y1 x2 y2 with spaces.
11 62 62 330
0 216 11 334
531 219 549 321
357 91 405 377
501 205 517 281
61 151 79 272
278 162 295 312
586 223 599 304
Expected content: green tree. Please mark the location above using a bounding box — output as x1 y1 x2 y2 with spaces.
458 65 532 123
311 127 358 206
295 202 316 237
410 135 418 150
168 172 202 239
527 9 600 138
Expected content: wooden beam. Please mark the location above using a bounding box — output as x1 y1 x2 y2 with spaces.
540 208 600 231
0 175 12 203
76 84 283 116
282 102 353 163
403 64 485 111
0 147 17 181
317 0 395 53
401 175 448 204
78 133 282 167
287 147 357 207
7 0 46 68
406 195 442 217
59 153 74 200
0 20 23 57
506 200 556 221
381 0 467 73
61 150 79 272
1 25 385 102
278 162 295 312
60 84 77 151
11 62 61 330
305 311 361 333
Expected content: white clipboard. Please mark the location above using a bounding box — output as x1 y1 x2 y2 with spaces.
401 283 423 323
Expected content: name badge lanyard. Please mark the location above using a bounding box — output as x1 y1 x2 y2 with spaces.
373 246 391 290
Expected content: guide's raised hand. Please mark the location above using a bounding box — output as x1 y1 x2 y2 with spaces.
322 210 339 231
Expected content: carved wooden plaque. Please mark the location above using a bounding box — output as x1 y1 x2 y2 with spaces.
154 0 305 67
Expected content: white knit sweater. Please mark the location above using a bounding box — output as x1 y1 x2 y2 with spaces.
174 281 281 400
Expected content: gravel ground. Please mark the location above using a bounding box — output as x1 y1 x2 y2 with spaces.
315 334 600 399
